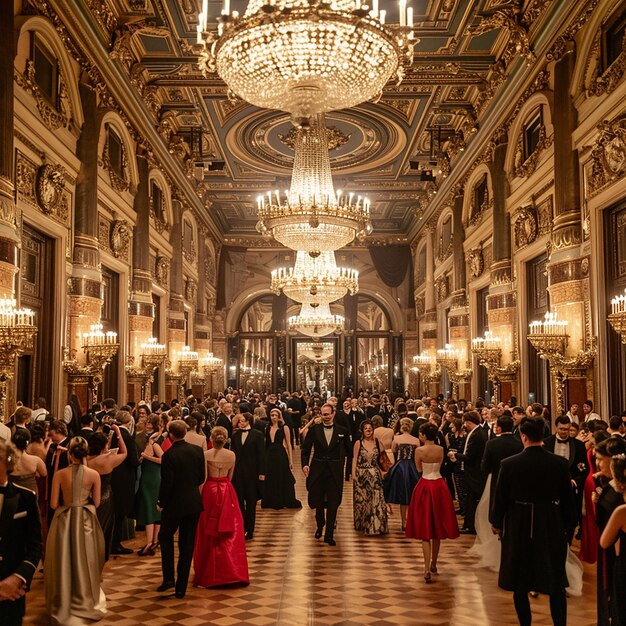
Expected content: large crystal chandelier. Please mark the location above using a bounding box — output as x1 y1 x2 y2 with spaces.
289 302 344 337
257 115 373 254
271 250 358 305
196 0 416 121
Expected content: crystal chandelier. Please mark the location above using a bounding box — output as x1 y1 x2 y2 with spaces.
289 302 344 337
196 0 416 121
257 115 373 254
271 250 358 305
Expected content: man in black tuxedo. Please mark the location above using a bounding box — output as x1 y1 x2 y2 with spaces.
544 415 589 543
44 420 69 525
157 420 205 598
215 402 235 438
78 413 95 443
0 440 42 626
301 403 351 546
110 411 140 555
336 399 362 481
231 413 265 540
491 416 573 626
449 411 487 534
481 414 523 520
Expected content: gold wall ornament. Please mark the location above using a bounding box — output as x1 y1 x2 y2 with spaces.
513 206 538 249
589 114 626 196
155 255 170 287
185 278 198 304
467 246 484 279
101 133 130 192
434 274 449 303
471 9 535 65
110 220 131 258
588 30 626 97
36 164 67 215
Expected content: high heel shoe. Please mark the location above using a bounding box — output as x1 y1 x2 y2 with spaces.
137 544 152 557
430 564 438 574
423 572 432 583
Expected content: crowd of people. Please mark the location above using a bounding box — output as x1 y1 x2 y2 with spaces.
0 388 626 626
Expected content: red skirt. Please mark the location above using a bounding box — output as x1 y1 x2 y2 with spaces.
193 477 249 587
406 477 460 541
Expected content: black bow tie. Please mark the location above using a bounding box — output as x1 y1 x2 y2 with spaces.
323 425 334 430
241 428 250 431
556 439 569 444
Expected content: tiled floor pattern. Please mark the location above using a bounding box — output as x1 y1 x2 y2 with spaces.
25 457 597 625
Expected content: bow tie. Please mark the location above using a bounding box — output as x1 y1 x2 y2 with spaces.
241 428 251 431
323 425 334 430
556 438 569 444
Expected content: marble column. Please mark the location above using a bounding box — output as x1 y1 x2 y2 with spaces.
166 197 186 400
0 3 20 298
67 82 104 409
421 225 438 396
547 45 592 408
487 140 519 402
449 192 471 400
194 228 212 397
127 151 155 402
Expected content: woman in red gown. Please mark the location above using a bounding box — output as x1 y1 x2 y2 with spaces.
406 422 459 583
193 426 249 587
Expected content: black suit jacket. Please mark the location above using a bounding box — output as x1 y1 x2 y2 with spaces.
491 446 573 593
158 440 205 518
45 437 69 496
481 434 524 515
78 428 95 443
216 414 233 438
300 422 350 508
231 429 265 480
455 425 488 492
543 435 589 495
111 427 140 514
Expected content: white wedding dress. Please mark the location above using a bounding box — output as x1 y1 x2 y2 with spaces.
468 475 583 596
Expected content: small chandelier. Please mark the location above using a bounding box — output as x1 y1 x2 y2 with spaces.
289 302 344 337
257 114 373 254
197 0 416 122
271 250 358 305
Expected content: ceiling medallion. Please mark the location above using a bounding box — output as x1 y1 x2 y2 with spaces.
288 302 345 338
196 0 416 122
256 114 373 255
279 126 351 152
271 251 359 305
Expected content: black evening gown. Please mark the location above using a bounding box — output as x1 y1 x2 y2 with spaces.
97 473 115 561
612 530 626 626
261 427 302 510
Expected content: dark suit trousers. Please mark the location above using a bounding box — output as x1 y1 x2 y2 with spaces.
314 472 341 540
463 480 482 532
235 483 258 535
0 597 25 626
159 512 200 592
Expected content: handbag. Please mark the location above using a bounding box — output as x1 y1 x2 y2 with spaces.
377 441 393 473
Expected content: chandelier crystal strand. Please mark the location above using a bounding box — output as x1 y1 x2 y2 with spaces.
271 251 359 305
198 0 416 120
288 302 344 338
257 115 373 254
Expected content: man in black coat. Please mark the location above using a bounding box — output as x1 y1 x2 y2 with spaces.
491 416 573 626
110 410 140 555
78 413 95 443
44 420 69 526
449 411 487 534
215 401 235 438
0 440 42 626
301 403 351 546
231 413 265 540
157 420 205 598
481 414 524 520
544 414 589 542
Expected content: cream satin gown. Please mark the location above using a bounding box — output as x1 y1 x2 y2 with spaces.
45 464 107 625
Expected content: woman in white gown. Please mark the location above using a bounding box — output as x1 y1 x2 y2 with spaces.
469 474 584 596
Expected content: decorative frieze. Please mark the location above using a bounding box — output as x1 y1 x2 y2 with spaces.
513 206 538 249
588 114 626 196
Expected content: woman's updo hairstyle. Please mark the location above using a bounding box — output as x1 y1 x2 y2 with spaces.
69 436 89 460
12 428 31 451
611 453 626 490
211 426 228 449
399 417 414 433
419 422 439 441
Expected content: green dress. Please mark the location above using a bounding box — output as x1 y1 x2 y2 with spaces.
134 438 162 525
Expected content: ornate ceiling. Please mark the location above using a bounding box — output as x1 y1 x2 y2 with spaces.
104 0 551 238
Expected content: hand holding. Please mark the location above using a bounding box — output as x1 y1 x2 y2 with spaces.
0 575 25 601
302 465 310 477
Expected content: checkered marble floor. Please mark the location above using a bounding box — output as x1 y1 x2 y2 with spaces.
25 455 597 625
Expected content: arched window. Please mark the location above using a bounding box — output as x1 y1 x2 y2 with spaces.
471 174 488 222
416 245 427 287
150 181 165 223
30 33 59 105
439 215 453 260
602 3 626 71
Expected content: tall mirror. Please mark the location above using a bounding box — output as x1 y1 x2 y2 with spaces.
357 336 389 392
238 336 273 393
293 339 337 395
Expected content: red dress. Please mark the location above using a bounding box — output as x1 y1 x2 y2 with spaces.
406 462 460 541
580 447 598 563
193 476 249 587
